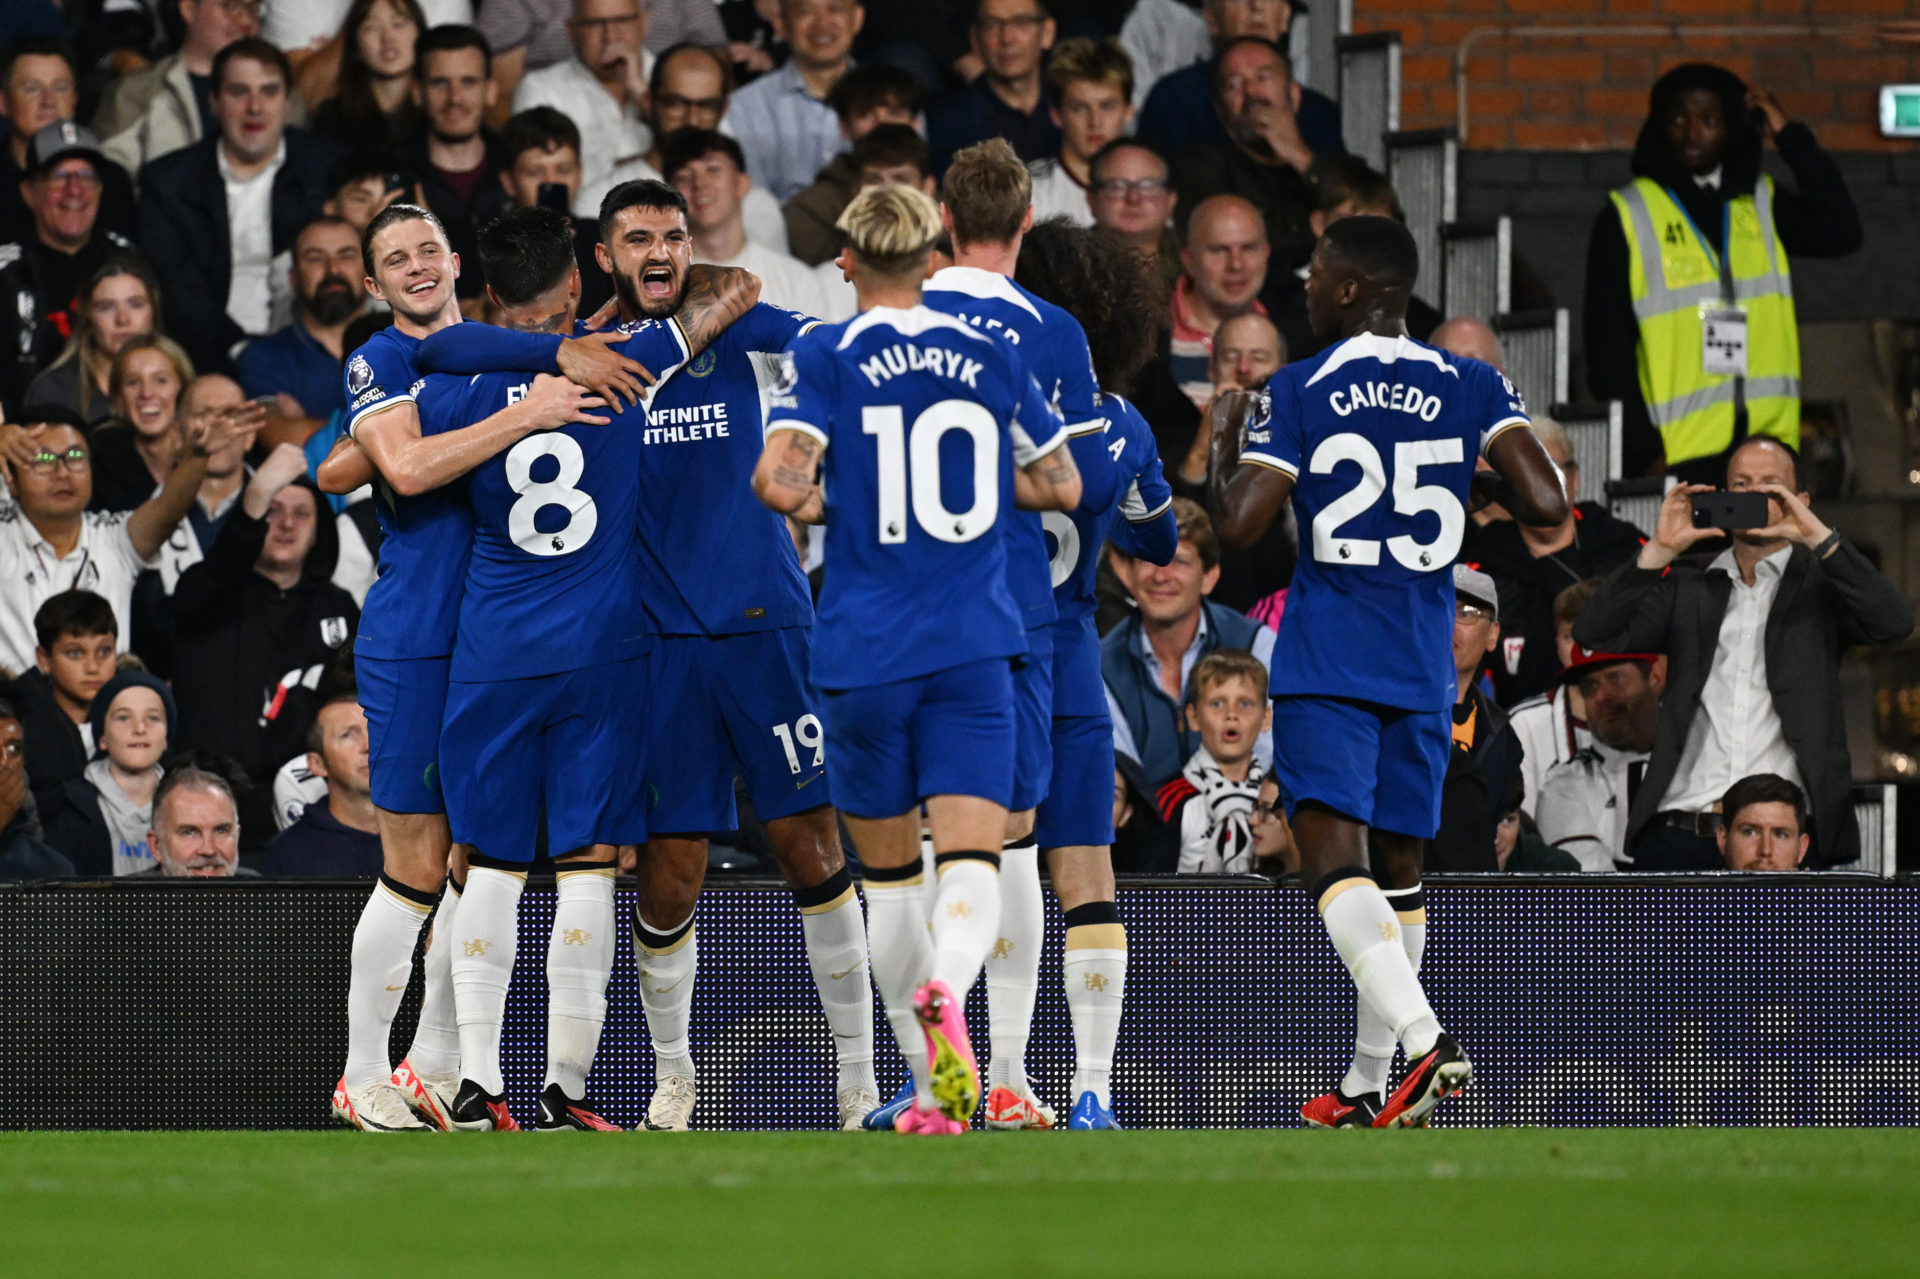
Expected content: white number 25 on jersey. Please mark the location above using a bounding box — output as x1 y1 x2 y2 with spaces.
1310 434 1464 571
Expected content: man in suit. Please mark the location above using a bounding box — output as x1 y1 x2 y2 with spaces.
135 38 341 376
1573 437 1912 869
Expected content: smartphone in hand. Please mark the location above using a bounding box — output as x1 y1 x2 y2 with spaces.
1691 490 1769 531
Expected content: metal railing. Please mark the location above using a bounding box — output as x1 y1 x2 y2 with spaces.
1492 308 1569 420
1337 31 1400 172
1385 128 1457 306
1550 400 1624 488
1441 216 1511 321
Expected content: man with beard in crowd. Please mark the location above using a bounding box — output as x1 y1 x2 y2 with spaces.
238 216 365 445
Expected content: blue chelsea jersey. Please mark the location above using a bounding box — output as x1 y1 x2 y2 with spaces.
1243 332 1530 712
765 305 1067 690
424 318 691 682
635 303 817 636
343 326 473 662
1043 394 1174 716
922 266 1110 629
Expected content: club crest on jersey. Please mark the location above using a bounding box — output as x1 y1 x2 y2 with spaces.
347 353 374 395
320 616 349 649
687 349 716 377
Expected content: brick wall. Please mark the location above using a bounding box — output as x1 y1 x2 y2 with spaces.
1352 0 1920 152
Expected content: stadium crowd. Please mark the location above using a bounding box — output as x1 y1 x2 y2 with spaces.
0 0 1909 890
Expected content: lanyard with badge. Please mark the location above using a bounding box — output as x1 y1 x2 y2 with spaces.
1668 192 1748 377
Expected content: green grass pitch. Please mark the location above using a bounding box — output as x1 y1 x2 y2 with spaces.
3 1128 1911 1277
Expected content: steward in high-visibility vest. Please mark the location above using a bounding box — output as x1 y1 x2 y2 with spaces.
1583 63 1861 482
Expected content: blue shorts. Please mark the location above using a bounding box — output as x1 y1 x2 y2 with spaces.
1010 626 1055 813
1033 713 1116 850
1268 695 1450 840
440 657 648 860
646 627 829 833
358 653 449 815
819 657 1016 819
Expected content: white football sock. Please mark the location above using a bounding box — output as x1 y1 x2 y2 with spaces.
985 843 1042 1093
795 870 875 1096
545 863 616 1099
635 909 698 1081
929 855 1000 996
343 877 433 1089
918 832 938 926
1062 906 1127 1108
1343 885 1431 1096
864 869 935 1106
1317 873 1441 1059
451 865 526 1096
403 878 462 1079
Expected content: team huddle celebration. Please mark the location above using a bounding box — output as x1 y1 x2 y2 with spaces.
308 123 1554 1138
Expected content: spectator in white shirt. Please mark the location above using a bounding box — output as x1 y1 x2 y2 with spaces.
511 0 654 219
0 405 244 675
1027 38 1134 229
728 0 864 205
1534 646 1664 872
665 128 825 316
1507 578 1598 818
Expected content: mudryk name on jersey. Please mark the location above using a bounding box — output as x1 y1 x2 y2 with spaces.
855 343 986 389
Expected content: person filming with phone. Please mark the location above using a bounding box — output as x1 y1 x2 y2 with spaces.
1572 437 1911 870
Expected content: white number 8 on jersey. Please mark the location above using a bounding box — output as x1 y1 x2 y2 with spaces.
506 434 598 557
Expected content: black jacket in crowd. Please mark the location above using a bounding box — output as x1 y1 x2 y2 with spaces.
0 668 88 821
1430 683 1523 872
39 773 116 876
135 128 345 376
0 228 138 419
1467 501 1647 706
1583 64 1863 477
170 477 357 840
1573 534 1913 867
396 133 513 302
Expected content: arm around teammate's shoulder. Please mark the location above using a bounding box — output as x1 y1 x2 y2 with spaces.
675 265 762 356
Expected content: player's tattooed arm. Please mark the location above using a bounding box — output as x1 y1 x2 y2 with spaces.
753 428 823 515
1014 439 1083 512
1207 390 1296 549
556 331 654 409
675 265 762 355
316 435 375 495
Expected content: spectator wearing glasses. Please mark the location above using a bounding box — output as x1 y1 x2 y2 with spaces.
23 254 162 428
1086 137 1179 282
135 39 344 377
511 0 654 219
928 0 1059 176
1026 38 1133 229
0 122 138 419
595 42 794 253
0 403 243 676
1717 773 1810 872
1574 437 1913 869
1431 566 1522 872
477 0 721 131
729 0 865 205
1 39 137 244
784 61 925 266
95 0 267 176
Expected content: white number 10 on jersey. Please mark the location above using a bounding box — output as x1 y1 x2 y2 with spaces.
1310 433 1465 571
862 400 999 545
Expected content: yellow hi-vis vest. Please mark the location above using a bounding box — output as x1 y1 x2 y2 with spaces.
1609 175 1800 465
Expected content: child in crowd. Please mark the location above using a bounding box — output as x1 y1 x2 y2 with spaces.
1 590 120 815
1157 649 1287 875
42 670 174 876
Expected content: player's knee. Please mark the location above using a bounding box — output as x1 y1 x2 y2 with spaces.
1004 808 1036 843
767 806 845 890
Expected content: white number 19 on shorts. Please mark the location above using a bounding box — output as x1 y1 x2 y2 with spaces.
771 714 825 773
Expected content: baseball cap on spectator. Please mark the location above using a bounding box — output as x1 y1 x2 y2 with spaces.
25 120 109 176
86 670 178 760
1555 642 1660 686
1453 564 1499 621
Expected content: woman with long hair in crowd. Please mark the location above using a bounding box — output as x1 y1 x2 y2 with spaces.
23 256 165 428
312 0 427 151
87 334 195 512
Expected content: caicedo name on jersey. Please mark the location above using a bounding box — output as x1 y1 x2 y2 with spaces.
858 343 984 390
1328 379 1447 422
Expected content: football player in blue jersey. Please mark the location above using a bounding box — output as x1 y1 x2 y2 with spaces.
1209 216 1568 1129
320 203 658 1133
413 200 757 1132
753 184 1082 1135
596 180 878 1132
1010 219 1178 1131
916 139 1120 1133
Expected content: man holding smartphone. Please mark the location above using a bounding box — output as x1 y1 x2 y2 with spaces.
1574 437 1912 869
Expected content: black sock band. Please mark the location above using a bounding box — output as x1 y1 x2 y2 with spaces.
793 865 855 910
1310 865 1374 904
1002 836 1033 851
934 850 999 869
379 873 437 908
553 859 617 878
447 875 465 896
1063 901 1121 929
466 851 530 873
1381 885 1425 913
633 908 695 949
861 860 924 884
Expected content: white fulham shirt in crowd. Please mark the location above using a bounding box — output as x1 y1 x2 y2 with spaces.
220 139 286 340
514 56 654 219
693 239 827 319
0 504 155 674
1027 157 1094 227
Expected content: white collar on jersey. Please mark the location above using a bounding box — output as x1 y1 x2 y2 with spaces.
924 264 1044 323
835 305 997 351
1305 332 1461 388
